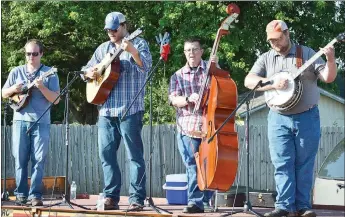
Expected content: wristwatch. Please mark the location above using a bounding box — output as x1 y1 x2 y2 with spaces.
186 96 189 103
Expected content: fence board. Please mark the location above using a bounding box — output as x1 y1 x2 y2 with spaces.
1 125 343 197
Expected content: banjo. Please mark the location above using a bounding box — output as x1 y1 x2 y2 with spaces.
264 32 345 111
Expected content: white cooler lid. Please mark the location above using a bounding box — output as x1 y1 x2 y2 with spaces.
166 174 187 182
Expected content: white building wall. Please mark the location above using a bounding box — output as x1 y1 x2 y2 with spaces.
318 95 345 127
241 96 344 127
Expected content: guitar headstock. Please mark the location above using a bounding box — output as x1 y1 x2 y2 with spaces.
126 28 143 41
220 4 240 31
336 32 345 42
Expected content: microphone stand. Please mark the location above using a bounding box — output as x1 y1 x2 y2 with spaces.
0 106 13 206
1 102 9 202
208 81 264 217
27 73 89 210
121 56 172 214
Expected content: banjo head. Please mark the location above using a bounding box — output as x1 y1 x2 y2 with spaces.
278 79 303 111
264 71 296 106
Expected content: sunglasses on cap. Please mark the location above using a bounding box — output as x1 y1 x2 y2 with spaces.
26 52 40 57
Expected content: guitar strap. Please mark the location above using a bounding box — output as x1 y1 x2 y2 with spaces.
296 45 303 68
25 64 44 83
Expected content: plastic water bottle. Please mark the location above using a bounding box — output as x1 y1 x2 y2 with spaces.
70 181 77 201
97 193 105 211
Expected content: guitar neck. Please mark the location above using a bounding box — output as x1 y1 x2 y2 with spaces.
293 38 338 79
26 69 55 90
104 48 124 70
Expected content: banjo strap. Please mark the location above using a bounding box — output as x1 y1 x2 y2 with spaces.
296 45 303 69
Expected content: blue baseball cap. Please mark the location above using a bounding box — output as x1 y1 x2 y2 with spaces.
104 12 126 30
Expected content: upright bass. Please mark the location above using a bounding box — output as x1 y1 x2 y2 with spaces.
194 4 240 192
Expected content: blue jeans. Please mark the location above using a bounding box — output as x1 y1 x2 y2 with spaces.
267 106 320 212
12 120 50 200
97 112 146 205
176 133 214 209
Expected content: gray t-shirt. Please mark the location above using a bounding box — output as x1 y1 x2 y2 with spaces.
3 64 60 123
249 43 325 114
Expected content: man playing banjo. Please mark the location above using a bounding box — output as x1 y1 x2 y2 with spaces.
244 20 337 217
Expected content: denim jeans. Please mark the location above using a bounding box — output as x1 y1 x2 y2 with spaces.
12 120 50 200
97 112 146 205
267 106 320 212
176 133 214 209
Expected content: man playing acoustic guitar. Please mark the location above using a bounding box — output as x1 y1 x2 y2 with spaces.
82 12 152 210
244 20 337 217
2 39 60 206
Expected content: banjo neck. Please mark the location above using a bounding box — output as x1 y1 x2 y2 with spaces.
293 38 338 79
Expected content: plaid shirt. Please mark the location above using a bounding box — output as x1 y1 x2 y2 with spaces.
82 36 152 117
168 60 208 138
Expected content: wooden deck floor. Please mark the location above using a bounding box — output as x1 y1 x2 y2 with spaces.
1 195 344 217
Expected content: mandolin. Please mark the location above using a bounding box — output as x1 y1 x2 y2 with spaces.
9 67 57 111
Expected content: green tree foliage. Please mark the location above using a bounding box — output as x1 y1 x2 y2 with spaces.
1 1 344 125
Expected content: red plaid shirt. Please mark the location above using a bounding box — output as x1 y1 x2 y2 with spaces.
168 60 208 138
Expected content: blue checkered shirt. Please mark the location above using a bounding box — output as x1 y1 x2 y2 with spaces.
82 36 152 117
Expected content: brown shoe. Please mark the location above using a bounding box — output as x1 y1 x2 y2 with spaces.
127 203 143 212
104 197 119 210
31 198 43 206
298 209 316 217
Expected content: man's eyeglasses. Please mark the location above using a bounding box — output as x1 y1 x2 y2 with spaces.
105 29 118 33
267 35 284 44
184 48 201 53
26 52 39 57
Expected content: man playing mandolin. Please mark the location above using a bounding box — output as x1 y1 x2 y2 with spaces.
168 38 217 213
244 20 337 217
2 39 60 206
82 12 152 210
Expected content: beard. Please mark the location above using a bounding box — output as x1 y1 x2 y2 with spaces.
278 44 290 53
273 40 291 54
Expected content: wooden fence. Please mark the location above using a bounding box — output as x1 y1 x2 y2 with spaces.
1 124 344 197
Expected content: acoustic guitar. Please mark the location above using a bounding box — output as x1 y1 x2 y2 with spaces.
9 67 57 111
86 28 143 105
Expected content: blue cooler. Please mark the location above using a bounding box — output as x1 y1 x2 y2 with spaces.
162 174 188 205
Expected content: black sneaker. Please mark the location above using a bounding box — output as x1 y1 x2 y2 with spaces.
31 198 43 206
182 204 204 213
15 196 27 205
298 209 316 217
203 202 213 212
264 209 292 217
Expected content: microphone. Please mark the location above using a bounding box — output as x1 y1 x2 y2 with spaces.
259 80 273 87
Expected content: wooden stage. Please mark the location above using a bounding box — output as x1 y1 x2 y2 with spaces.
1 195 344 217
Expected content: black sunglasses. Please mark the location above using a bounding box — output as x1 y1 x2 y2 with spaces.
105 29 118 33
26 52 39 57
